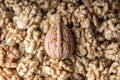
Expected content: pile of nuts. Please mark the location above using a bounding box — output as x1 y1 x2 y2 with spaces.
0 0 120 80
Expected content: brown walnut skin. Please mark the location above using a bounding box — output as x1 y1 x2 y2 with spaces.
44 24 75 60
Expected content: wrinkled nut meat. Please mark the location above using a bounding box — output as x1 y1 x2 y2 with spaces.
44 24 75 60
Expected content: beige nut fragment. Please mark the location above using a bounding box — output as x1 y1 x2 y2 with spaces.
0 45 20 68
16 54 41 79
0 68 21 80
42 58 73 80
44 24 75 60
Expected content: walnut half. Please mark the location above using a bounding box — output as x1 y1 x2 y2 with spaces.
44 18 75 60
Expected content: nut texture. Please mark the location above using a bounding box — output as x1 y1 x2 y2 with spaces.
0 0 119 80
44 23 75 60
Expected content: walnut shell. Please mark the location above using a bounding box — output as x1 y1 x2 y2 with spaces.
44 24 75 60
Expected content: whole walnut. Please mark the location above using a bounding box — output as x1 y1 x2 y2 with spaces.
44 24 75 60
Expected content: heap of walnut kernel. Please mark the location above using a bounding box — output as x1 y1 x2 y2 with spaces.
0 0 120 80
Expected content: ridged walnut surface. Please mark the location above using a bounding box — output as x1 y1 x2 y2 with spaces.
44 24 75 60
